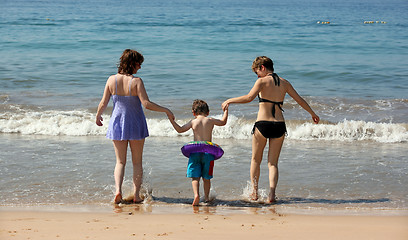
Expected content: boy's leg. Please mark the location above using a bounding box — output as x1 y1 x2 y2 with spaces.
129 139 145 203
187 153 202 206
251 128 267 200
267 135 284 203
112 140 129 203
203 178 211 202
192 177 200 206
201 154 214 202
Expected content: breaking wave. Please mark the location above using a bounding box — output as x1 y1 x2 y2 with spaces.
0 107 406 143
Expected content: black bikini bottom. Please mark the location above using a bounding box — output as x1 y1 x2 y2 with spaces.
252 121 287 139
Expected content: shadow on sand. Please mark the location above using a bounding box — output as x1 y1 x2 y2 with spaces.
150 196 391 208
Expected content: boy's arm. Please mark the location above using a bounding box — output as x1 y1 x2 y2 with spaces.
169 118 193 133
211 108 228 126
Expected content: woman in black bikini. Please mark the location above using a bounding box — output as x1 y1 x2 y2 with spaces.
222 56 319 203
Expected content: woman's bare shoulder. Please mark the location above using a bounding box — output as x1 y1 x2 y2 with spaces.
279 76 289 83
105 75 116 85
133 76 143 82
279 77 292 89
255 76 268 87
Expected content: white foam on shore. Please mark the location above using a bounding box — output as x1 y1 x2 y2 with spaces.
289 120 408 143
0 108 407 143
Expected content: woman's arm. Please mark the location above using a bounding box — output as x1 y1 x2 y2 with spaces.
96 79 112 126
137 78 174 120
169 118 192 133
286 81 319 124
222 79 263 110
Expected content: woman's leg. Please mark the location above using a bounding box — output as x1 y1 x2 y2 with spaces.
250 128 267 200
112 140 129 203
267 135 284 203
129 139 145 203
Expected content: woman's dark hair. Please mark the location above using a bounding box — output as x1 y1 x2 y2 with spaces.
117 49 144 75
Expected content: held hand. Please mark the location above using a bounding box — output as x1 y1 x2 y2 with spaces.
224 107 229 113
312 114 320 124
221 100 229 111
96 116 103 126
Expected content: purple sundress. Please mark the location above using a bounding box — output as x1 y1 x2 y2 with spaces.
106 75 149 140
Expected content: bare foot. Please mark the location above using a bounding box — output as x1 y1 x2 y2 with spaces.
267 198 277 204
204 198 211 203
250 191 258 201
267 191 276 204
133 195 143 204
114 193 122 204
192 196 200 206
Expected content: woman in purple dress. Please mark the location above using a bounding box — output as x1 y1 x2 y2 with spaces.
96 49 174 204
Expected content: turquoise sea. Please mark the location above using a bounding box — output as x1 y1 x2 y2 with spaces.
0 0 407 214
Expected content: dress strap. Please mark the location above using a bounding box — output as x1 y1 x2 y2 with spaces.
114 75 118 95
128 76 133 96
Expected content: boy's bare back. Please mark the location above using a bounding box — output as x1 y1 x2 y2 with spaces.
168 101 228 142
191 115 225 142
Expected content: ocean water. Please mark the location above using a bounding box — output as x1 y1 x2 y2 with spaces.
0 0 407 214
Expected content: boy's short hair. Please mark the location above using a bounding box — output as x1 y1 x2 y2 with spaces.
252 56 274 73
192 99 209 115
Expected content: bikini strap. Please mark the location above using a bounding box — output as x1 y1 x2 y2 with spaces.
272 73 280 86
258 94 284 118
271 102 284 118
258 95 283 104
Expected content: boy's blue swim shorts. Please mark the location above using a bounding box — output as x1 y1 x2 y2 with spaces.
186 152 215 179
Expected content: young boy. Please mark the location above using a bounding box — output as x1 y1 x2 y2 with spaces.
169 99 228 206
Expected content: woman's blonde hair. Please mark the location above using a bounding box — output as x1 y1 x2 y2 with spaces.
251 56 274 73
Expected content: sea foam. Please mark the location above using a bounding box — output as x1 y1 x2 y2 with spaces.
0 109 407 143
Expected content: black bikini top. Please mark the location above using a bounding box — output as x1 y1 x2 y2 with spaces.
258 73 284 118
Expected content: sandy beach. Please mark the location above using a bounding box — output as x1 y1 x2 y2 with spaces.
1 208 407 240
1 1 408 240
